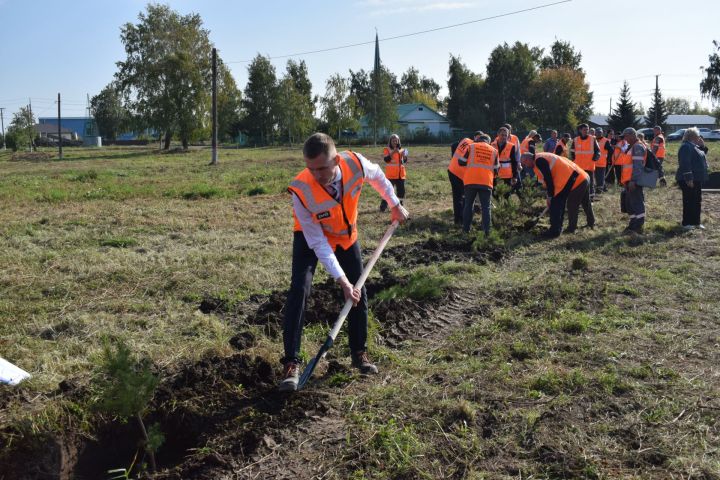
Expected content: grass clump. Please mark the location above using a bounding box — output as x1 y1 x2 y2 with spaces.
182 184 223 200
376 268 451 301
529 369 587 395
100 236 138 248
369 418 424 477
71 170 99 182
550 311 592 334
247 185 268 196
570 255 589 271
472 229 505 251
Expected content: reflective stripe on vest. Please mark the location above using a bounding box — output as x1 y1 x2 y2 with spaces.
449 138 472 179
464 142 496 188
383 147 406 180
533 152 587 196
573 136 595 172
492 140 514 179
596 137 609 167
289 151 365 251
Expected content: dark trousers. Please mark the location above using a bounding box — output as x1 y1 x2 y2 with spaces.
380 179 405 210
282 232 367 364
657 158 665 179
566 180 595 231
595 167 606 192
463 185 492 234
607 165 622 185
547 174 578 237
585 170 595 196
448 170 465 224
625 186 645 231
679 180 702 226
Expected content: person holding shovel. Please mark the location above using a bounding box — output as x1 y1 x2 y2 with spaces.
280 133 410 392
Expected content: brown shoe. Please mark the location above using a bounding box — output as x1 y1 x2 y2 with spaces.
278 362 300 392
351 351 379 375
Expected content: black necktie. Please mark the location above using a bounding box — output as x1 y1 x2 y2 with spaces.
326 182 341 202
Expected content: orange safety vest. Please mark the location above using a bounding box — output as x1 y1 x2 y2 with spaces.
573 135 596 172
520 136 532 155
383 146 406 180
616 142 646 185
464 142 497 188
448 138 472 180
533 152 588 196
556 141 570 158
491 140 515 179
509 134 521 154
289 150 365 251
596 137 610 168
651 134 666 158
612 139 627 166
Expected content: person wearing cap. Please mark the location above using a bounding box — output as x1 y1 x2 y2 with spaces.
521 152 594 237
492 127 520 196
520 131 542 180
615 128 647 234
589 127 596 137
594 128 614 194
677 127 710 230
458 133 498 234
571 123 601 198
543 130 559 154
280 133 410 391
651 126 667 186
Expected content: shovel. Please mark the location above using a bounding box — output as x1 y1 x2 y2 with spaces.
524 206 549 229
298 220 399 390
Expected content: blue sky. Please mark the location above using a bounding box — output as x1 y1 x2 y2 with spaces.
0 0 718 123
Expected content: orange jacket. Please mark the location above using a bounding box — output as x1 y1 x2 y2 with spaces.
383 146 406 180
463 142 497 188
573 135 596 172
289 150 365 251
449 138 472 180
520 136 532 155
616 142 646 185
651 134 666 158
533 152 588 196
597 137 610 168
491 140 515 179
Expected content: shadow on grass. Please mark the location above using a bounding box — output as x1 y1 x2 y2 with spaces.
56 150 158 162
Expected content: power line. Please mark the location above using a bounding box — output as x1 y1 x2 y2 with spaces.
226 0 572 63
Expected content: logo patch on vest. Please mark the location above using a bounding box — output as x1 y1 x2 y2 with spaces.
316 211 331 220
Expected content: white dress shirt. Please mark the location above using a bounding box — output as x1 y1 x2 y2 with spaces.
291 152 400 280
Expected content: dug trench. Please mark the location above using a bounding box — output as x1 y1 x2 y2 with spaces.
0 234 503 479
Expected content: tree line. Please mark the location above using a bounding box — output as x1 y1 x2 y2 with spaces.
3 5 720 151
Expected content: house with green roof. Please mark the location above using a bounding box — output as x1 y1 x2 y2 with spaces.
359 103 453 140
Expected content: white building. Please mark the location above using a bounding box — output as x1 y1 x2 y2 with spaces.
360 103 453 140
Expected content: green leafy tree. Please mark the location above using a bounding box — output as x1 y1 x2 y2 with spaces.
277 60 316 145
529 67 592 132
645 86 669 131
8 107 36 152
399 67 441 109
370 65 398 139
242 54 278 145
665 96 690 114
700 40 720 103
216 59 243 142
540 39 583 71
116 4 212 149
607 81 640 132
446 55 487 131
321 73 360 140
485 42 541 129
91 83 128 141
95 338 162 472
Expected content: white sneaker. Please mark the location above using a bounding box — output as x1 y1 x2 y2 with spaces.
682 225 695 231
698 224 706 230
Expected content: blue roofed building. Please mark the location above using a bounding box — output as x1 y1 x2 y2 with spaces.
38 117 97 140
360 103 453 141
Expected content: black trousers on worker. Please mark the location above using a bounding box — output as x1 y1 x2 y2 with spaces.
606 165 622 185
594 167 606 192
463 185 492 234
624 186 645 232
679 180 702 226
448 170 465 225
282 232 367 365
546 175 594 237
584 170 595 197
380 179 405 211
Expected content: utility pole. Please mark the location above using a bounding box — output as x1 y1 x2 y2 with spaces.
0 108 6 150
57 93 63 159
29 98 33 152
609 97 612 116
210 47 218 165
654 74 660 126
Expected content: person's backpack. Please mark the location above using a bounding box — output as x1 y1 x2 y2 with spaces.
637 147 659 188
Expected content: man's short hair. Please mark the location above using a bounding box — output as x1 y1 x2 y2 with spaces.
503 123 512 130
550 129 558 135
653 125 662 131
303 133 336 159
497 127 509 135
474 130 484 138
578 123 589 130
562 133 571 139
622 127 637 136
478 134 492 143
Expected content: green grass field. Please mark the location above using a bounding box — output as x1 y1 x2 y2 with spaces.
1 143 719 479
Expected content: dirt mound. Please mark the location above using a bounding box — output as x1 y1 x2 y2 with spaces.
385 236 502 267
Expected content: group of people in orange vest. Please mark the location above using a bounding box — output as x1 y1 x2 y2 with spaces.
443 123 667 237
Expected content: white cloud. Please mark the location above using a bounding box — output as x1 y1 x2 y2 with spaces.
359 0 479 16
